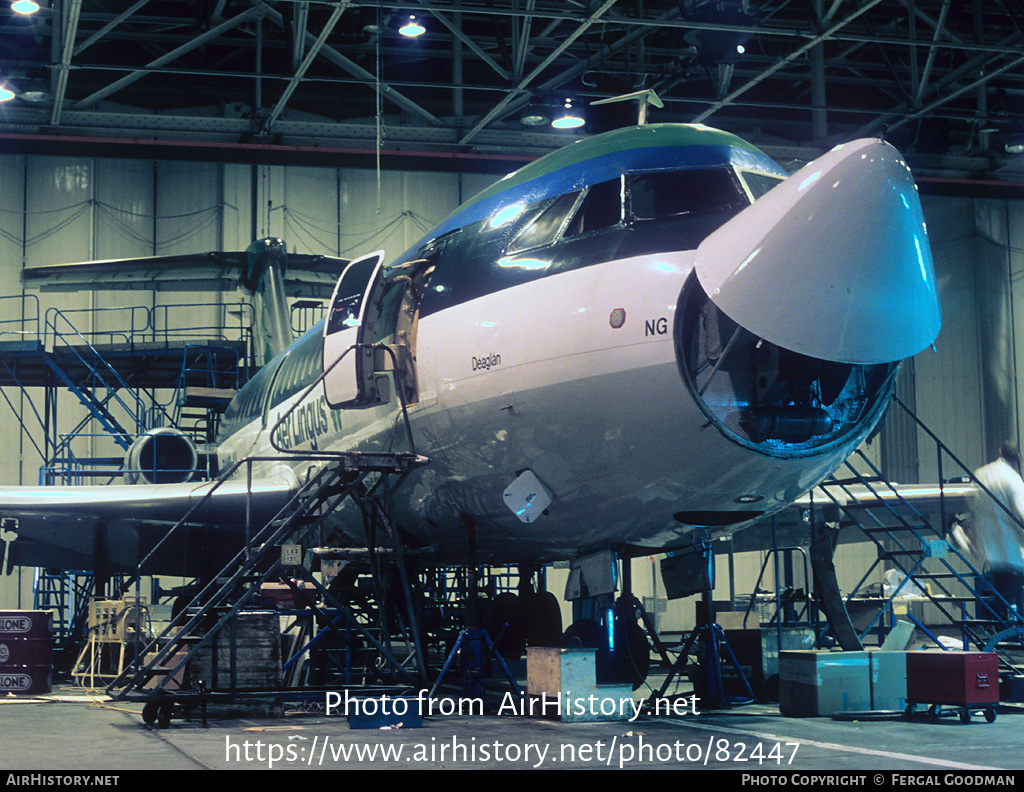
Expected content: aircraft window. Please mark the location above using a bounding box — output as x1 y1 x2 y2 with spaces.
219 356 281 438
740 171 786 200
268 329 322 409
630 169 746 221
509 191 582 252
563 178 623 237
326 256 378 335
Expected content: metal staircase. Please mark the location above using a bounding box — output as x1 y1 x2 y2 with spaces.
170 343 243 445
106 449 429 705
810 396 1024 674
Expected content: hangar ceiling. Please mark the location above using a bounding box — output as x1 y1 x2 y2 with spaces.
1 0 1024 182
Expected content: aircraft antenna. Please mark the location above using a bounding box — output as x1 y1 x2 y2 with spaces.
591 88 664 125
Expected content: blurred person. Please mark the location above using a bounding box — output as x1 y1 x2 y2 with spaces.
968 443 1024 622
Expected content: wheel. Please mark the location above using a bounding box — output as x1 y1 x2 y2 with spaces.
525 591 563 648
985 707 997 723
142 701 159 725
903 703 915 719
157 703 173 729
960 708 971 724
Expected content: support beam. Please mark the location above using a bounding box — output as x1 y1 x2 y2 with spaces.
291 1 309 72
693 0 886 125
264 1 349 133
73 0 151 58
257 1 443 128
459 0 620 146
73 7 262 110
914 0 952 108
50 0 83 127
427 6 511 82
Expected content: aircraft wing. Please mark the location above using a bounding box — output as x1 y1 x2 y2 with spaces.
22 249 349 300
731 481 977 553
0 474 298 576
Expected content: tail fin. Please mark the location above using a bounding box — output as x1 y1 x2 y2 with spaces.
243 238 294 362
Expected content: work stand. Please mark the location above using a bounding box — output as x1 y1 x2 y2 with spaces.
427 521 523 703
652 589 754 710
105 450 429 727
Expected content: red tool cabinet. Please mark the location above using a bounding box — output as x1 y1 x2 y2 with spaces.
904 651 999 723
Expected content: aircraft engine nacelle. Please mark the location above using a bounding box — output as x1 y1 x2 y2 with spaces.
124 428 199 485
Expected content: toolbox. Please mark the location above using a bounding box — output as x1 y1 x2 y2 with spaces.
904 651 999 723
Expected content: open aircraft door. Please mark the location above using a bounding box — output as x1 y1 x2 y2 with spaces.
323 250 433 409
322 250 386 408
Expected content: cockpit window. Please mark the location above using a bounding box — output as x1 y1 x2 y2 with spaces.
509 191 581 253
629 168 746 221
740 171 786 200
564 178 623 237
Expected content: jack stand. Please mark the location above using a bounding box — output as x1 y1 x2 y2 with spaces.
654 596 754 709
428 625 523 702
427 518 523 704
652 545 754 710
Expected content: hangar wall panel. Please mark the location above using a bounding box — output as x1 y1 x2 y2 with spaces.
912 196 986 480
1010 203 1024 462
0 155 498 489
0 156 25 492
0 153 500 611
971 198 1024 469
280 166 340 255
221 164 252 250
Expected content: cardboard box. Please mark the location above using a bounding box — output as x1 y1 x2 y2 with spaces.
869 651 907 711
779 650 871 716
723 626 815 700
526 647 634 723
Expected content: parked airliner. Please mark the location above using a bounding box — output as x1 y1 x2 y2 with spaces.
0 123 940 577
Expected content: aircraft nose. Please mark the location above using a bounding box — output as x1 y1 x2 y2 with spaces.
694 138 940 365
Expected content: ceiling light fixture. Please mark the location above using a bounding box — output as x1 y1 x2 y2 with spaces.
551 98 585 129
18 87 50 103
0 84 14 102
11 0 40 14
399 15 425 37
519 111 549 127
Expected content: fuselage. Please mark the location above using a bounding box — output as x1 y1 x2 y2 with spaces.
214 124 918 563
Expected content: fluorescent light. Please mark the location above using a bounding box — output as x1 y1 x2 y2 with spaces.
399 15 425 37
11 0 40 14
19 89 49 103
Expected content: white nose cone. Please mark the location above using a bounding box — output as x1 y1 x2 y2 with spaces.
694 138 941 365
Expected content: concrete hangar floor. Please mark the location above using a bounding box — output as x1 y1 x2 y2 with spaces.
2 683 1022 773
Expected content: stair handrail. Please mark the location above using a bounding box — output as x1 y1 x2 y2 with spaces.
0 293 40 342
43 307 149 437
817 449 1023 657
893 394 1024 539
